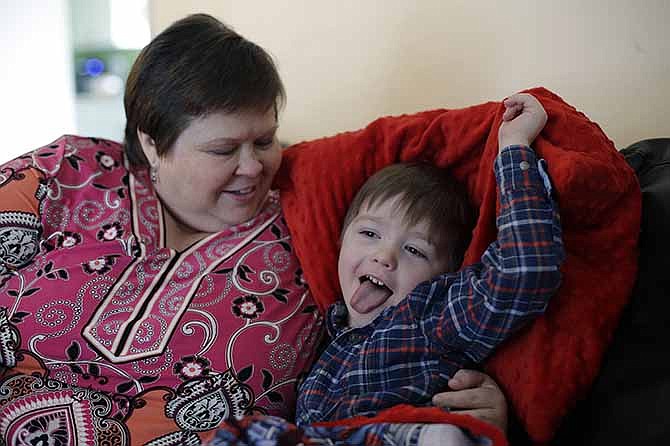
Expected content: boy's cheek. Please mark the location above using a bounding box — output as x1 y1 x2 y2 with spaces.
337 253 352 300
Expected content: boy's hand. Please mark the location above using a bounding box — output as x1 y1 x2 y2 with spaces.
498 93 547 151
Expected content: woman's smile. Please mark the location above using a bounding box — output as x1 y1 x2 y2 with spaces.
223 185 257 201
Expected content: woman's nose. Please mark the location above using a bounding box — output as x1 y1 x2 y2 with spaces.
236 147 263 177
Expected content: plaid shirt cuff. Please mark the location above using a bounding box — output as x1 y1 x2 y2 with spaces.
495 145 552 196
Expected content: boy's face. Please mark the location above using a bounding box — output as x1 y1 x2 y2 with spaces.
338 197 449 328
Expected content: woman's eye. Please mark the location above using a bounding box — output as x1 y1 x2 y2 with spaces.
210 147 237 156
405 246 427 259
358 230 378 239
255 138 275 149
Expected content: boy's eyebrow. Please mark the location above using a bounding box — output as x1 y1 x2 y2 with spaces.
405 231 435 246
354 215 384 224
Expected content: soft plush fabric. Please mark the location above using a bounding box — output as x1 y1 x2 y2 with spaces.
315 404 508 446
206 407 507 446
276 87 641 443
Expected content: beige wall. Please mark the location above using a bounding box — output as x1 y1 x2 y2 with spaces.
150 0 669 149
1 0 76 161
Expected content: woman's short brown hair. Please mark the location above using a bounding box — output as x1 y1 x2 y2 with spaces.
341 163 476 272
123 13 285 167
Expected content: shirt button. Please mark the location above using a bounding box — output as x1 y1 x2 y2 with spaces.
519 161 531 171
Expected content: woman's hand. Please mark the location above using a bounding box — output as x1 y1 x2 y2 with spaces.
498 93 548 151
432 369 508 433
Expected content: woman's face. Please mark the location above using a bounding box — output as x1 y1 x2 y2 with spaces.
142 108 282 234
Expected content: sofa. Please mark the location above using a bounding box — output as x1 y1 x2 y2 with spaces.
515 138 670 445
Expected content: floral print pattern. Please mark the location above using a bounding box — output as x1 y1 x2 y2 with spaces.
82 255 119 275
96 150 119 171
96 222 124 241
232 295 265 320
175 355 212 380
57 231 82 248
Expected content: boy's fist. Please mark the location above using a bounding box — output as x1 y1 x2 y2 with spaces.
498 93 547 151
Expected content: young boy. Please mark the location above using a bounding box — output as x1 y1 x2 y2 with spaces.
296 93 562 433
211 93 564 445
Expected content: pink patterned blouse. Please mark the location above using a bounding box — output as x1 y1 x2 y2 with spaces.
0 135 323 445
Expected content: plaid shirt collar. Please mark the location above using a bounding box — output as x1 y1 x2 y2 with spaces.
326 301 351 338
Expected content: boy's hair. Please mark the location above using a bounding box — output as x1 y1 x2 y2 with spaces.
123 13 285 167
342 163 476 272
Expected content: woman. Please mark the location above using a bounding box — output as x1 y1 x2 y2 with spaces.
0 14 506 445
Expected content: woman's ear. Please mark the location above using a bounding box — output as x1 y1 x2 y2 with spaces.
137 129 159 166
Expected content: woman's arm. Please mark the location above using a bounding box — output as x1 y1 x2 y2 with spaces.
0 164 46 275
0 137 71 274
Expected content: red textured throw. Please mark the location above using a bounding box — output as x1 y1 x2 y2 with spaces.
316 405 508 446
275 87 641 443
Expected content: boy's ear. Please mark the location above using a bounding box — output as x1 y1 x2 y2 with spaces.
137 129 159 166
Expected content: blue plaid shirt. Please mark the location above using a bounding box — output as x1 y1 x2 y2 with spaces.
296 145 564 426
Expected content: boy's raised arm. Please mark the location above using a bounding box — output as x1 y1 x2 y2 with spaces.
418 93 564 363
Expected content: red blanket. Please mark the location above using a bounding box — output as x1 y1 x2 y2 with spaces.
275 87 640 443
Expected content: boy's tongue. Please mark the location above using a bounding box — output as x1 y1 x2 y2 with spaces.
350 280 393 314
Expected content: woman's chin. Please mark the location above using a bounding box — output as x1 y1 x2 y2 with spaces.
210 204 261 230
217 191 270 224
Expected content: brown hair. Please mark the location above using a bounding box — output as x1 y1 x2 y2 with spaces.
123 13 285 167
342 163 476 272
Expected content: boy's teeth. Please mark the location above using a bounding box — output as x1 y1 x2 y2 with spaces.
366 275 386 287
